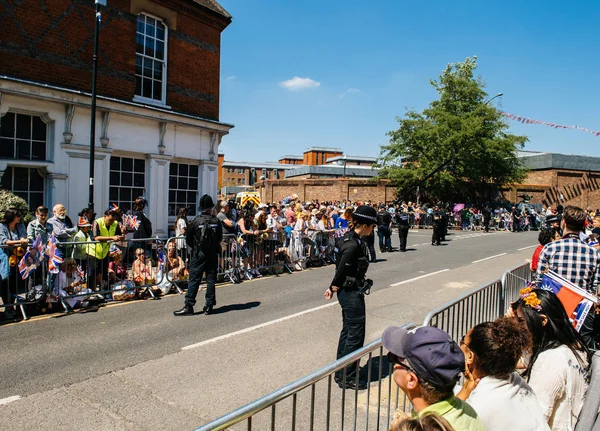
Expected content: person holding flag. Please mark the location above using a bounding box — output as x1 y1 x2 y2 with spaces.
534 206 600 348
26 206 54 288
0 209 28 320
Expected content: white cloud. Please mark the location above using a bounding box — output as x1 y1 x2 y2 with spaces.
340 88 361 98
225 75 236 81
279 76 321 91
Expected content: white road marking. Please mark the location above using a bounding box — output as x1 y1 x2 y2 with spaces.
472 253 507 264
182 302 338 350
389 269 450 287
410 244 420 247
0 395 21 405
518 245 538 251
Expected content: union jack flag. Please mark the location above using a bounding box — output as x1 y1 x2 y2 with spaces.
157 250 165 267
110 203 119 212
76 265 86 279
18 251 36 279
30 234 45 265
46 234 64 274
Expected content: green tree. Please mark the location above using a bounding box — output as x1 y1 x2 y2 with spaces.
378 56 528 204
0 188 33 224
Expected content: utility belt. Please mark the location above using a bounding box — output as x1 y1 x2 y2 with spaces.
343 276 373 295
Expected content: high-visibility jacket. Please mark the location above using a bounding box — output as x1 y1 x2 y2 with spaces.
72 230 95 260
93 217 117 259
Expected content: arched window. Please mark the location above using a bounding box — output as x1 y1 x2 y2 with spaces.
135 13 168 104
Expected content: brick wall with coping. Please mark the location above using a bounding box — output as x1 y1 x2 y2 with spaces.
0 0 230 121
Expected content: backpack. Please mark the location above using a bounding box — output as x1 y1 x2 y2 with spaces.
187 215 221 253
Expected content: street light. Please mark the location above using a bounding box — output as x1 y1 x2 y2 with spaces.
88 0 106 211
484 93 503 105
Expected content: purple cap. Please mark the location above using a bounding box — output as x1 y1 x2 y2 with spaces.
382 326 464 388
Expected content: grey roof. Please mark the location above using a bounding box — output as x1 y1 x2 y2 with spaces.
285 165 379 178
326 155 377 163
222 160 303 170
518 152 600 171
280 155 304 160
191 0 232 19
303 147 343 153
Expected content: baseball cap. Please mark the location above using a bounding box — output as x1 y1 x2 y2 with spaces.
382 326 464 388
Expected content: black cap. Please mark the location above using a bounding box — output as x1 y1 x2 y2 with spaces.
546 215 558 224
353 205 377 225
199 194 215 212
382 326 464 388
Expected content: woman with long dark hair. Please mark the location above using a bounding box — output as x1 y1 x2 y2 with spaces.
174 206 189 261
457 317 549 431
511 289 591 430
0 209 28 319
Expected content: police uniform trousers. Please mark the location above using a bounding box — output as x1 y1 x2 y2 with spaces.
365 232 377 262
431 224 441 245
184 249 217 308
335 288 366 380
398 226 409 251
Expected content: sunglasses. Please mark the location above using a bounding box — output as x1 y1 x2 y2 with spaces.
137 253 145 256
387 353 415 373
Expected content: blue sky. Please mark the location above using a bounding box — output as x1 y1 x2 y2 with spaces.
217 0 600 162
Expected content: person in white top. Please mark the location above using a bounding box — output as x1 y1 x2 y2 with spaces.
458 317 550 431
510 288 591 431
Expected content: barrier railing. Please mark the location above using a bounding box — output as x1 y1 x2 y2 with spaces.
501 262 534 309
194 324 416 431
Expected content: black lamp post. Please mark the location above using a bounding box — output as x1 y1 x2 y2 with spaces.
485 93 503 105
88 0 106 211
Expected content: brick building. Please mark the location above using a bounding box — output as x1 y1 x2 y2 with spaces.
278 155 304 165
503 151 600 210
221 160 291 187
0 0 233 235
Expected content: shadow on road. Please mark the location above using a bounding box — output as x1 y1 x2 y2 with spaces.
360 354 392 381
211 301 261 315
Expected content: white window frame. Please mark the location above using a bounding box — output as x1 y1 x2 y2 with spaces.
168 162 200 217
133 12 169 107
109 156 147 212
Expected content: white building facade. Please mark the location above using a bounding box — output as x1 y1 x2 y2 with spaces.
0 77 232 237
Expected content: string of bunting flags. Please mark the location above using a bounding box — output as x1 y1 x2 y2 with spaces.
501 112 600 137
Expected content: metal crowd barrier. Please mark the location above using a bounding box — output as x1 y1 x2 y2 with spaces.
194 324 416 431
423 262 532 340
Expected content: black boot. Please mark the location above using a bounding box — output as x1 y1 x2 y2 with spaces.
173 305 194 316
203 305 214 315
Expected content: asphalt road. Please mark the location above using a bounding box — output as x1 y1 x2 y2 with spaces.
0 229 538 430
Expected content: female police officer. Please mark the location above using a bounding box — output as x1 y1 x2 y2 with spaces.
324 205 377 390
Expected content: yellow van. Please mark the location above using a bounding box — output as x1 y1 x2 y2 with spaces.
235 191 261 208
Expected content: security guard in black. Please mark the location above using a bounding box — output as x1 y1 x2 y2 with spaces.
396 210 410 252
325 205 376 390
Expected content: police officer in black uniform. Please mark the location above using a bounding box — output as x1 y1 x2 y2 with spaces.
395 208 410 252
324 205 377 390
431 206 442 246
376 204 393 253
174 194 222 316
440 205 448 242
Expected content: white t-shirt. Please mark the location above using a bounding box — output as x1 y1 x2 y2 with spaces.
175 217 187 249
467 373 550 431
529 345 589 431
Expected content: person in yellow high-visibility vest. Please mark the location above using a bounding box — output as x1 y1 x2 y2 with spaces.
89 209 125 291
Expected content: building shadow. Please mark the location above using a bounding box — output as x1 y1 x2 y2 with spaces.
359 354 392 381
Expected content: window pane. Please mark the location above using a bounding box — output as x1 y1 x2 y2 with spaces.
189 165 198 177
121 157 133 172
0 167 11 189
109 187 118 201
135 75 142 97
178 164 188 177
189 178 198 190
135 55 143 75
110 156 120 170
169 190 176 202
136 33 144 54
0 137 14 158
121 172 132 187
177 191 186 202
32 116 46 141
16 139 30 159
16 114 31 139
145 36 155 57
168 204 175 217
142 79 152 98
187 191 196 203
134 159 145 172
145 21 155 38
178 177 188 189
134 173 144 187
13 167 28 190
169 176 177 189
136 15 145 33
120 188 131 203
153 80 162 101
109 171 120 186
170 163 177 175
155 40 164 60
189 204 197 215
0 112 15 137
153 60 162 79
31 141 45 160
133 188 145 199
29 169 44 191
156 23 165 40
29 193 44 211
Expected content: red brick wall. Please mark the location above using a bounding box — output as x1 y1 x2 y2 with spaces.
0 0 230 121
258 179 393 203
